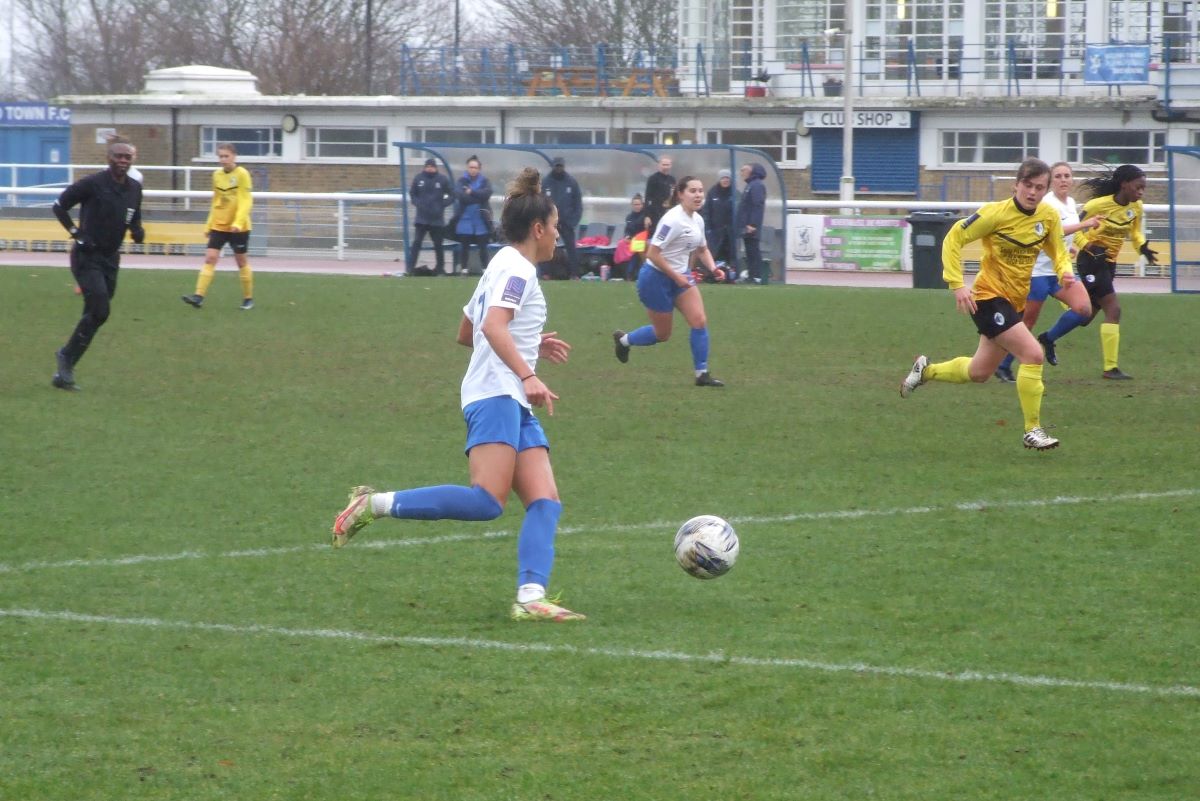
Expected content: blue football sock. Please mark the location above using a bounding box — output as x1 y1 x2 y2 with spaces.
628 325 658 346
517 498 562 588
999 352 1014 371
689 327 710 372
1045 309 1087 343
389 484 502 521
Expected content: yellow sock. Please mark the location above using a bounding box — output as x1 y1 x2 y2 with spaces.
1016 363 1044 431
1100 323 1120 371
925 356 971 384
195 263 216 296
238 263 254 299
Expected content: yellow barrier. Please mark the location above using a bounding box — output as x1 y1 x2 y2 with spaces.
0 220 207 254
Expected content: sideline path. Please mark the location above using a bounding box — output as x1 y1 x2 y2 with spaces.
1 252 1174 293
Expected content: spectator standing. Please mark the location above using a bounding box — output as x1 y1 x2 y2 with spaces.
51 136 145 390
454 155 494 276
736 163 767 282
542 157 583 279
705 169 736 273
181 142 255 309
643 155 675 236
407 157 454 275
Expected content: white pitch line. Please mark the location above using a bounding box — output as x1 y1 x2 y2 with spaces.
1 487 1195 576
1 607 1196 699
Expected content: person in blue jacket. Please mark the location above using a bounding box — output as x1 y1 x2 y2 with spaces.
736 162 767 282
454 155 494 276
542 157 583 278
408 158 454 275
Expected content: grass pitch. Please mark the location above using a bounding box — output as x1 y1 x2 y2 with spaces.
1 265 1197 800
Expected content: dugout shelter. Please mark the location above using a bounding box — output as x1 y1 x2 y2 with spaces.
395 143 787 277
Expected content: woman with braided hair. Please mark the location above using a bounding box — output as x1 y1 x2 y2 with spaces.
1037 164 1157 380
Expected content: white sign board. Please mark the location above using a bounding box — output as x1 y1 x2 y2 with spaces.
801 110 912 129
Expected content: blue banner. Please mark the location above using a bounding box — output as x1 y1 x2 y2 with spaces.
1083 45 1151 85
0 102 71 125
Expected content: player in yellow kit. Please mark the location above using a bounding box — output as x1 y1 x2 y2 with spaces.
1037 164 1156 380
182 143 255 310
899 158 1088 451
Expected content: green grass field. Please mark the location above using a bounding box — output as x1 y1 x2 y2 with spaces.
1 265 1197 801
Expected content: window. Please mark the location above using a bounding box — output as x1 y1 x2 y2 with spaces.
304 127 389 159
941 130 1039 164
1065 130 1166 165
200 127 281 158
629 130 680 145
983 0 1086 80
410 128 497 145
704 129 798 163
775 0 845 64
517 129 607 145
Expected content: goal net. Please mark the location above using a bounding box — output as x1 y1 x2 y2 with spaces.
1166 146 1200 293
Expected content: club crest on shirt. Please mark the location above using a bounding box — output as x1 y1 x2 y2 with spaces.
1126 209 1135 220
501 275 526 304
1034 221 1044 236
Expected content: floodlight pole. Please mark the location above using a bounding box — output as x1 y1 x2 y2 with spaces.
839 2 855 206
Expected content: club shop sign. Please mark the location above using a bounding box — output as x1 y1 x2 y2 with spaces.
802 110 911 129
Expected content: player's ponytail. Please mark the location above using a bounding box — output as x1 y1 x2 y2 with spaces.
1081 163 1144 199
501 167 556 243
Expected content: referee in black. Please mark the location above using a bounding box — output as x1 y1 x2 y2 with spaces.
51 136 145 390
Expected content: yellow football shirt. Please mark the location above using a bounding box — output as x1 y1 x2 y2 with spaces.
206 165 253 232
941 197 1071 310
1072 194 1145 260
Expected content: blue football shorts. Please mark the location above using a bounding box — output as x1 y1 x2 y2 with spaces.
1027 274 1063 302
463 395 550 454
636 263 694 313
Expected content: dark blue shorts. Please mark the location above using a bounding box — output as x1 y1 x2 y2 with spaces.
463 395 549 454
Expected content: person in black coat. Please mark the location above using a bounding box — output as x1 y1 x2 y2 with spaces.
643 155 675 236
704 169 735 275
542 157 584 278
408 158 454 275
50 136 145 390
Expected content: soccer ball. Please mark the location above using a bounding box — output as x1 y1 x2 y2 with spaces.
674 515 739 579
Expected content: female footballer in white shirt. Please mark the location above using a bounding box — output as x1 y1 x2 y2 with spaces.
612 175 725 386
332 168 584 622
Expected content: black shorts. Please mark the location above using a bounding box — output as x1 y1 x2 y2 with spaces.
207 230 250 254
1076 248 1116 304
970 296 1024 339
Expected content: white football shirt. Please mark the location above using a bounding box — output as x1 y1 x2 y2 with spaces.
460 246 546 410
1033 193 1079 278
650 204 707 275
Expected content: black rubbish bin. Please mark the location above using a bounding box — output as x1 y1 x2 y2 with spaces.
907 211 959 289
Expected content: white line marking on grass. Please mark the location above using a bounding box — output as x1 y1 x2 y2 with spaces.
1 487 1195 575
2 607 1197 699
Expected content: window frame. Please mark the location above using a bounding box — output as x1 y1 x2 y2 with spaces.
303 126 390 160
939 129 1041 166
199 126 283 159
703 128 798 164
1064 129 1166 166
